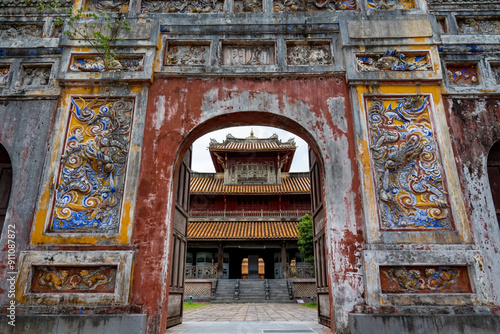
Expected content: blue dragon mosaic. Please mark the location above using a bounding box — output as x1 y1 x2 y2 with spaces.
368 96 451 229
52 98 133 232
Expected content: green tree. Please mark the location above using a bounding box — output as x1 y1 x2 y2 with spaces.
297 214 314 266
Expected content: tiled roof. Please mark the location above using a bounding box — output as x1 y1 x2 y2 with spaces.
190 177 310 194
210 141 296 151
187 221 299 240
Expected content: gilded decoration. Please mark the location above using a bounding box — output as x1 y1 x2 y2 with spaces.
165 44 209 66
0 66 9 85
141 0 223 13
457 17 500 35
446 64 479 86
234 0 263 12
357 50 431 72
32 266 116 292
287 43 332 66
223 45 275 66
0 24 43 38
22 65 51 86
367 0 415 10
367 96 451 229
51 98 134 232
273 0 356 12
70 55 143 72
380 266 472 293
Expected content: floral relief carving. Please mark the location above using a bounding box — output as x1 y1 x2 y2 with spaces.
234 0 263 12
367 96 451 229
32 266 116 292
22 65 51 86
51 98 134 232
0 24 43 38
273 0 356 12
367 0 415 10
287 43 332 66
357 50 431 71
141 0 224 13
165 45 209 66
457 17 500 35
70 56 143 72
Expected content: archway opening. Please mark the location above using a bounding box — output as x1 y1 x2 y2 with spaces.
487 140 500 226
0 144 12 233
166 118 329 329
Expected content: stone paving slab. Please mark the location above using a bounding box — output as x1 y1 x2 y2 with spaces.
166 321 331 334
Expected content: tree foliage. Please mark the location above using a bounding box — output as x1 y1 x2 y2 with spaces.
297 214 314 265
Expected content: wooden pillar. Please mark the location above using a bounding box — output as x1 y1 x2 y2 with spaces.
217 242 224 279
281 241 287 279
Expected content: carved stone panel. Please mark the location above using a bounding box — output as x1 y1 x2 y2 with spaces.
457 17 500 34
357 51 431 71
89 0 129 12
21 65 51 86
222 44 275 66
367 0 415 10
165 43 210 66
0 66 9 86
273 0 356 12
367 96 451 230
286 42 332 66
446 64 479 86
380 266 472 293
491 63 500 85
31 266 117 293
234 0 263 13
141 0 224 13
0 23 43 38
70 55 144 72
50 98 135 232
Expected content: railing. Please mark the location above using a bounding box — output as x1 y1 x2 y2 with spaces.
235 279 240 300
287 265 315 279
189 209 310 218
185 265 218 279
287 280 293 300
265 279 270 300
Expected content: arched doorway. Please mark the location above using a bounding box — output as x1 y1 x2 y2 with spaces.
488 140 500 225
0 144 12 233
166 114 330 329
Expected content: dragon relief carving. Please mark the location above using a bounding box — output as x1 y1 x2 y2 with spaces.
368 96 451 229
357 50 431 72
34 266 115 291
52 98 134 231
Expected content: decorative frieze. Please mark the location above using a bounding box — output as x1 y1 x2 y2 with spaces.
457 17 500 34
141 0 224 13
491 63 500 85
50 98 135 232
273 0 356 12
446 64 479 86
70 55 144 72
222 44 275 66
380 266 472 293
367 96 451 230
286 42 332 66
32 266 117 293
0 66 9 86
89 0 129 12
165 43 210 66
234 0 263 12
367 0 415 10
0 23 43 38
21 65 51 86
357 51 431 72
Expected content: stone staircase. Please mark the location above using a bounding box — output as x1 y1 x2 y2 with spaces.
211 279 293 303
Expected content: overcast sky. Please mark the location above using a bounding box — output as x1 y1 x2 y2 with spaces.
191 126 309 173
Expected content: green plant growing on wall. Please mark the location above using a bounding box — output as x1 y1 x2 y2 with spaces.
297 214 315 274
28 0 130 70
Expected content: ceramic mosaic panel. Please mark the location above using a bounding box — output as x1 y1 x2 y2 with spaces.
50 98 135 232
234 0 263 12
380 266 472 293
21 65 51 86
141 0 224 13
367 96 451 230
31 265 117 293
165 43 210 66
367 0 415 10
357 51 431 72
0 65 9 86
457 17 500 35
273 0 356 12
286 42 332 66
70 54 144 72
222 44 275 66
446 64 479 86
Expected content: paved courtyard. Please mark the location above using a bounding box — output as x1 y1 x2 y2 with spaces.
165 303 331 334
